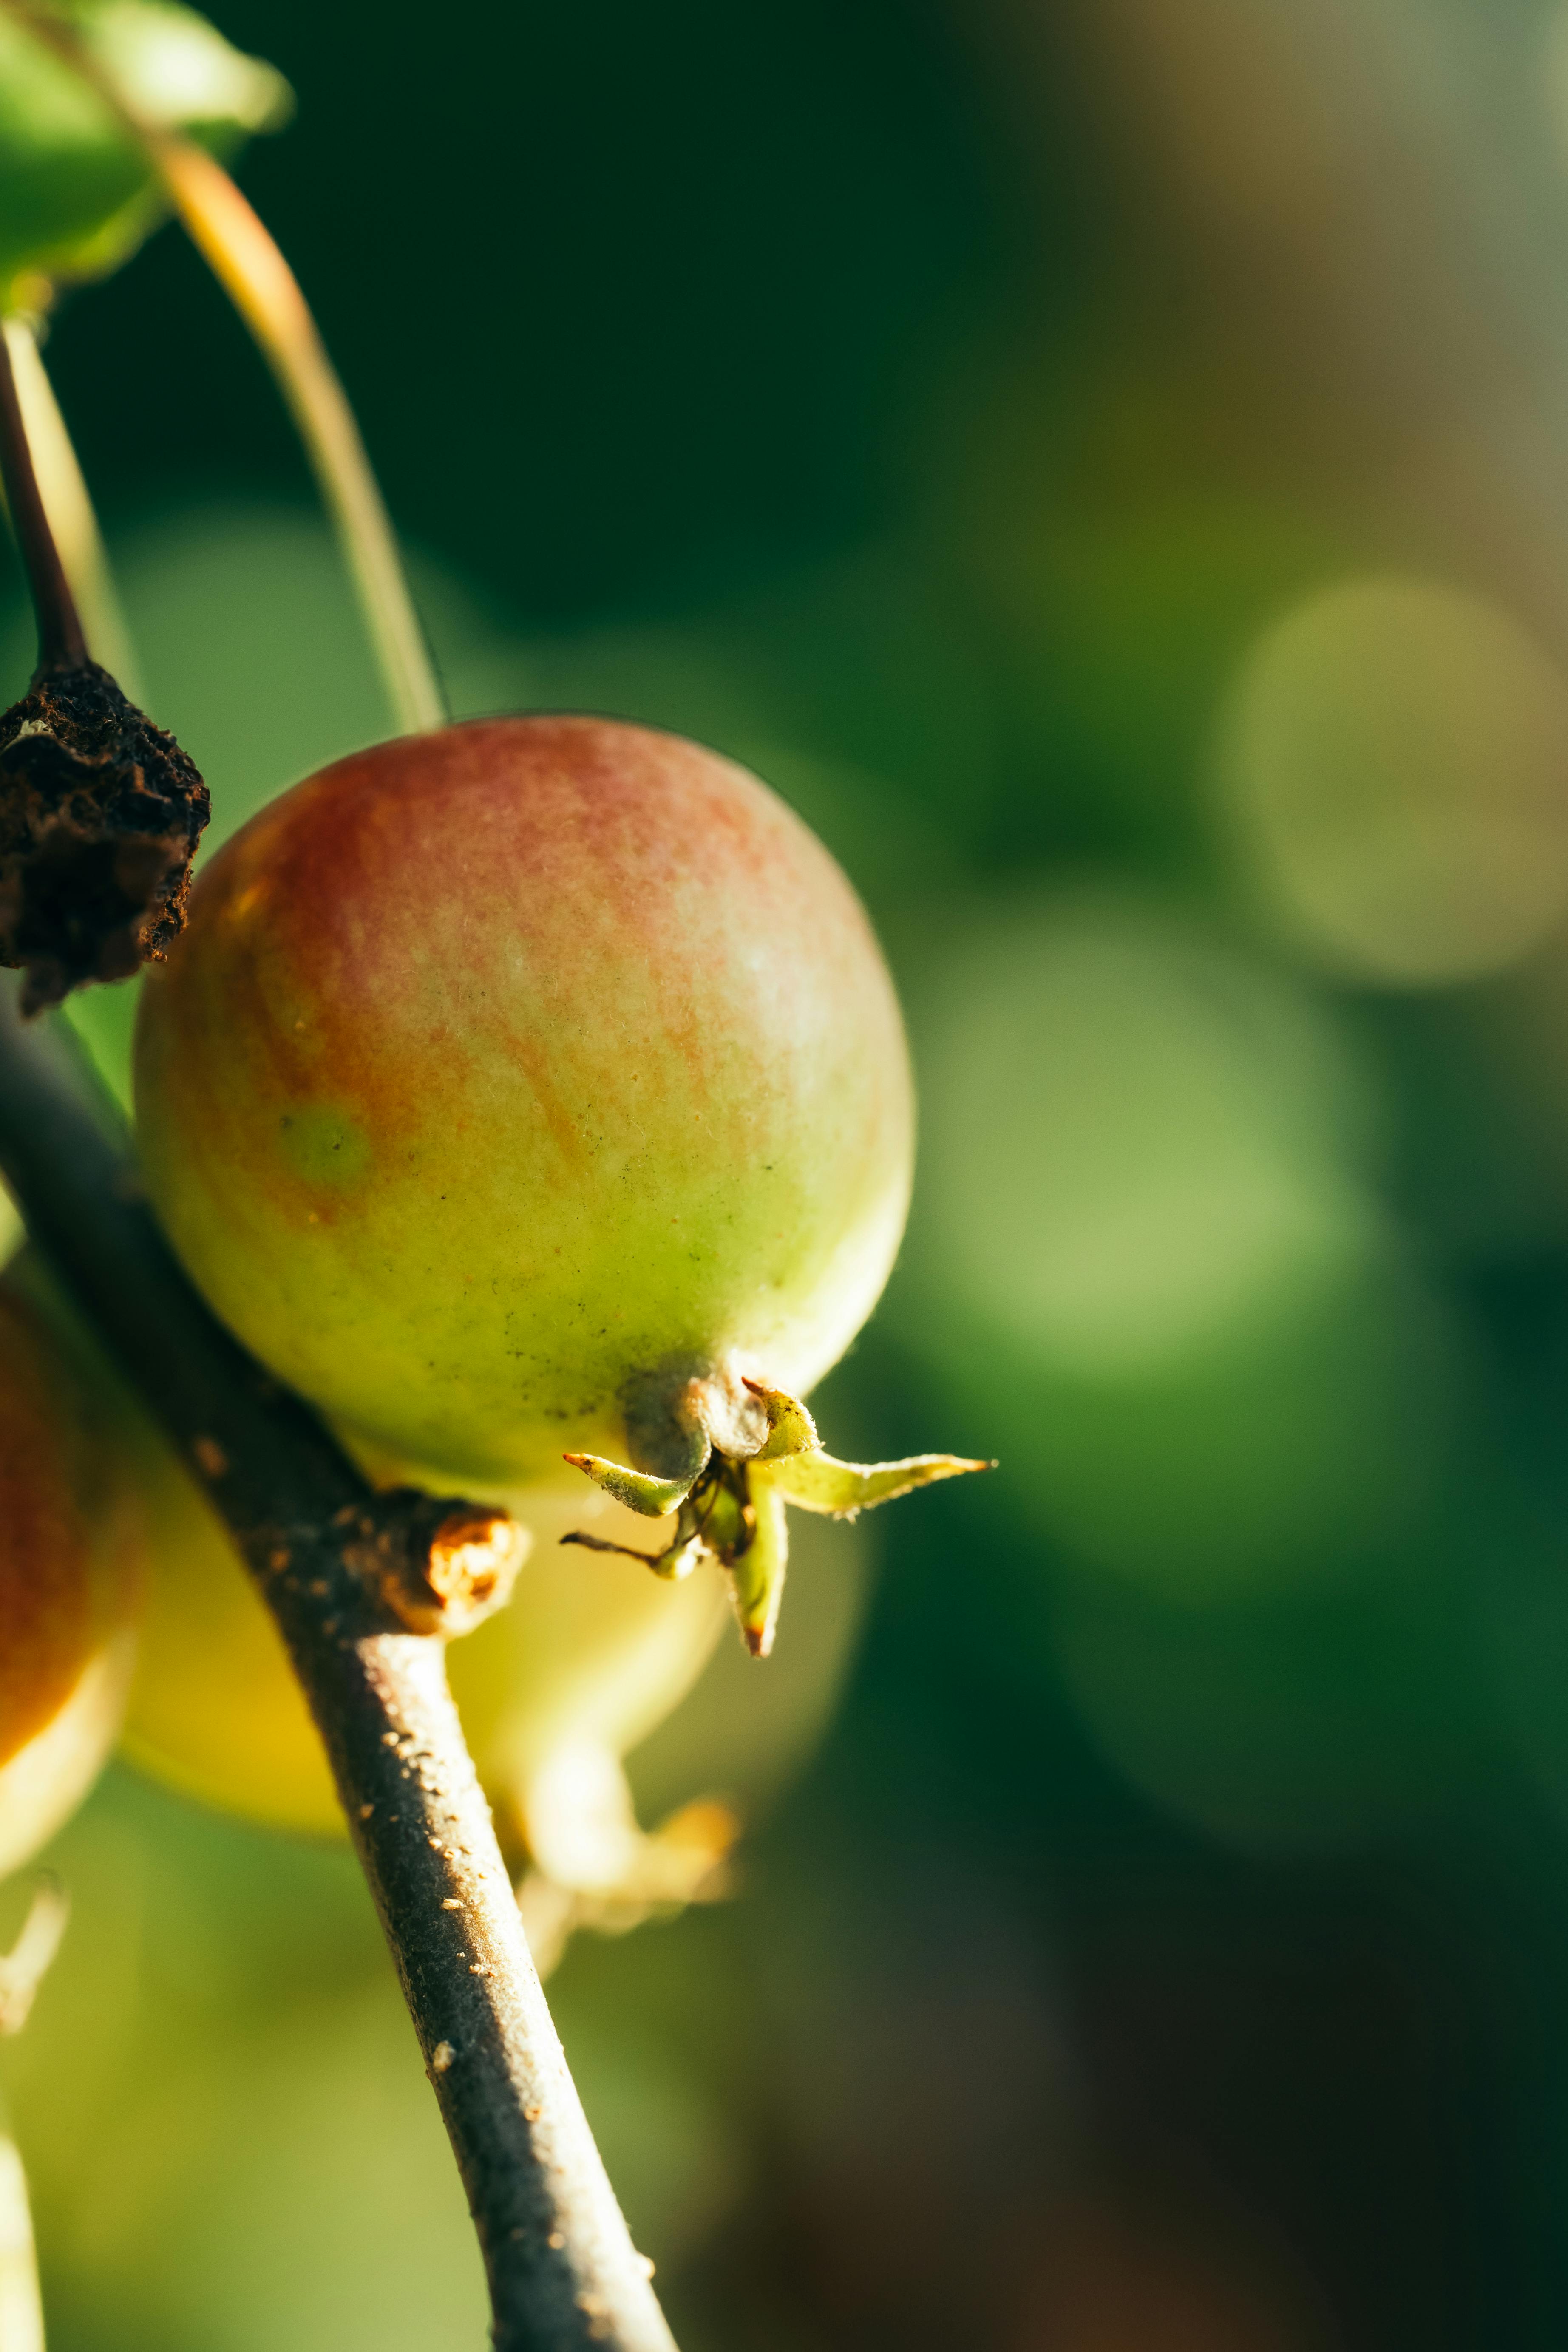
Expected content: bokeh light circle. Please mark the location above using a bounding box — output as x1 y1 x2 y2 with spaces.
902 894 1452 1603
916 893 1375 1378
1216 575 1568 986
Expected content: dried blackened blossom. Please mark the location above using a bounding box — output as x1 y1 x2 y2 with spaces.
0 660 208 1013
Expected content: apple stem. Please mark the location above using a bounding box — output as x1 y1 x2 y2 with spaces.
0 0 446 740
0 323 88 676
0 1880 70 2352
0 2117 45 2352
0 986 678 2352
0 317 143 698
153 141 448 738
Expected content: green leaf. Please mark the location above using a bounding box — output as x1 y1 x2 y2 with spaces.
0 1 291 310
754 1447 993 1518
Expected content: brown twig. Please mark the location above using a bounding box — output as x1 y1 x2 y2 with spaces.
0 995 678 2351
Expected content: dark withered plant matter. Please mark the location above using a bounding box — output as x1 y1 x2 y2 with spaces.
0 660 208 1012
0 321 207 1012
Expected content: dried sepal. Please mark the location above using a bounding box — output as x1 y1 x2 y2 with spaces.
727 1477 789 1658
0 660 208 1011
563 1380 992 1656
742 1374 819 1461
754 1445 992 1519
561 1450 702 1519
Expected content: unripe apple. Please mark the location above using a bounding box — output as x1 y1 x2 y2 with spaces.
0 1285 140 1880
134 717 914 1493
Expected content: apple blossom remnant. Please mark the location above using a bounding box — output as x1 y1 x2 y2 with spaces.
567 1374 987 1657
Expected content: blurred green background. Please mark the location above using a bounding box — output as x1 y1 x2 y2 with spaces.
17 0 1568 2343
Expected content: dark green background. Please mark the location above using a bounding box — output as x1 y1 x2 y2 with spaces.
11 3 1568 2348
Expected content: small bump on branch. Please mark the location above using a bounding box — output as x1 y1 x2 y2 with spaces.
335 1489 528 1637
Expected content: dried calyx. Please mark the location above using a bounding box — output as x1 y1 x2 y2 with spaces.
0 308 208 1012
565 1370 991 1658
0 660 208 1011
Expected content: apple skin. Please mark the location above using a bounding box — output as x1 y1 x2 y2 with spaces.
133 717 913 1482
0 1287 140 1879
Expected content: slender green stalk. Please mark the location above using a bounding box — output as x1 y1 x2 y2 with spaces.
0 1879 71 2352
0 1882 68 2041
0 0 445 738
151 140 446 737
0 2127 44 2352
0 316 142 697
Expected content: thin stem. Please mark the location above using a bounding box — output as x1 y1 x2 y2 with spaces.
0 328 85 675
0 319 143 701
0 988 677 2352
0 1880 70 2352
0 0 445 738
0 1882 68 2041
153 142 446 737
0 2126 44 2352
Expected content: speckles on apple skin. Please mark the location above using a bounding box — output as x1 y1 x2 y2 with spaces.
275 1106 373 1193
